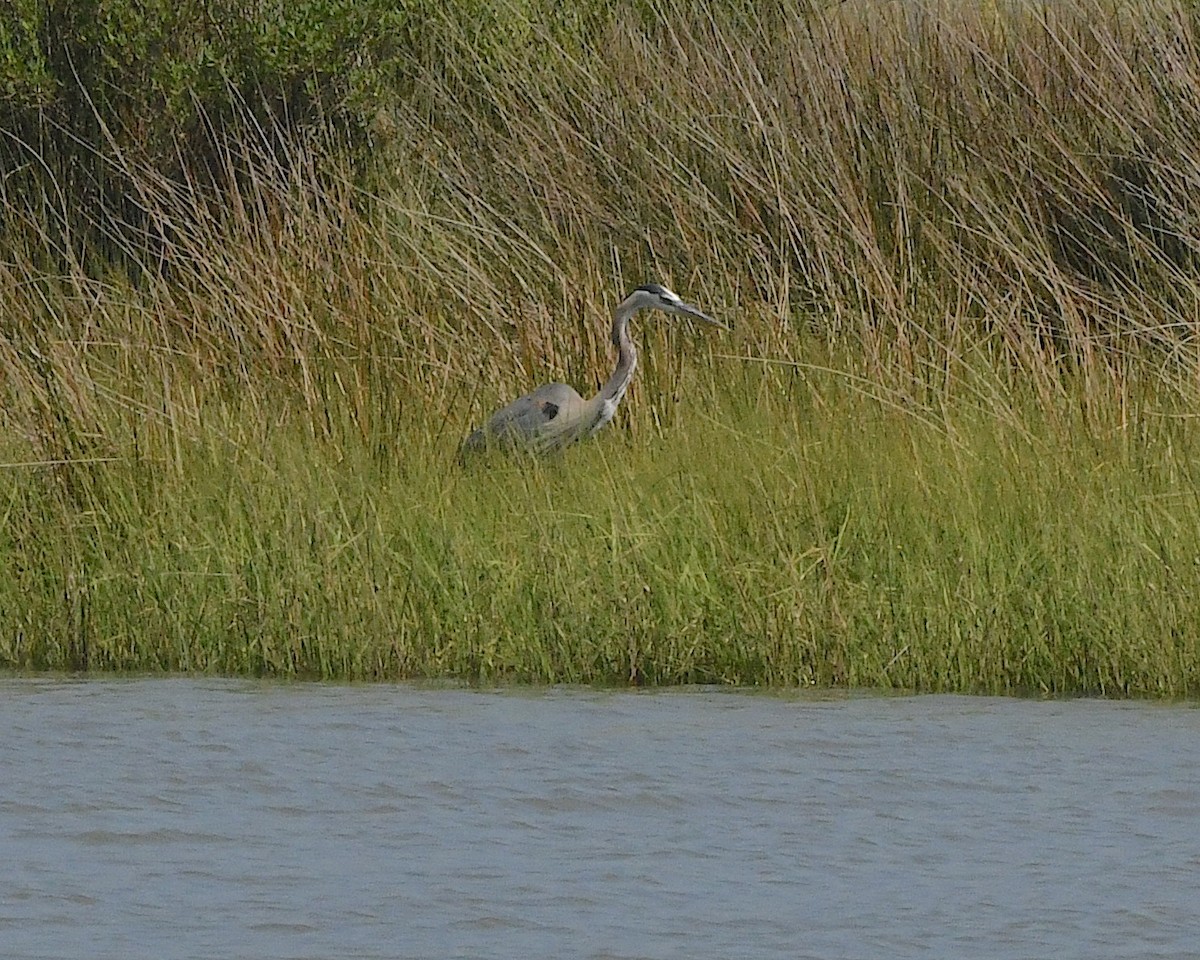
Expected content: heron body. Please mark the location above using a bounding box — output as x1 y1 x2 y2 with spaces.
462 284 721 455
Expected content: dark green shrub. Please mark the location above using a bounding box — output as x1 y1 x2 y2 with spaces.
0 0 427 256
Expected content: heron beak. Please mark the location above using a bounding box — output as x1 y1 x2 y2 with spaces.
678 302 728 330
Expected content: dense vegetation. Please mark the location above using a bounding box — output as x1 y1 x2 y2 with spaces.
3 0 1200 694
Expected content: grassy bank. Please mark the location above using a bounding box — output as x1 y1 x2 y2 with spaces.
6 362 1200 695
3 0 1200 693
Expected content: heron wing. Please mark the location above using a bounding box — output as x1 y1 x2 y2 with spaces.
463 382 587 452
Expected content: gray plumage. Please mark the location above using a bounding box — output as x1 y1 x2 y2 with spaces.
462 284 722 455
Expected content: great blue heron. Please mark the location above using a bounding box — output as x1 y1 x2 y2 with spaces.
461 284 723 455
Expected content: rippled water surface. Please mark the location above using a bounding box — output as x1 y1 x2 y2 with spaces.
2 678 1199 959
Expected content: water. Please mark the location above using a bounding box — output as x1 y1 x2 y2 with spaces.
2 679 1199 960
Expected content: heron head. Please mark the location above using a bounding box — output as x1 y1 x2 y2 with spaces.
620 284 725 339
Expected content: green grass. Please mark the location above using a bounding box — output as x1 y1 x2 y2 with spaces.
4 0 1200 694
4 356 1200 695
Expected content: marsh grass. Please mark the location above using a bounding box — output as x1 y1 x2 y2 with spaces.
4 0 1200 693
5 358 1200 694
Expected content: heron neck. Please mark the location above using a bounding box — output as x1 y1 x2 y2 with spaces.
598 306 638 406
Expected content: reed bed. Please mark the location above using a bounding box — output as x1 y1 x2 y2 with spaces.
3 0 1200 694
